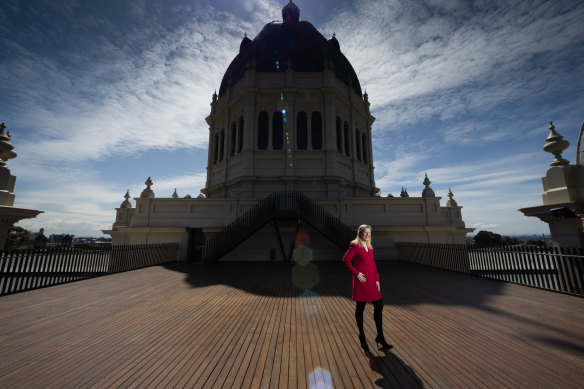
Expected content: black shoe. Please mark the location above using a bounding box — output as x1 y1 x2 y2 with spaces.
358 333 370 351
375 336 392 350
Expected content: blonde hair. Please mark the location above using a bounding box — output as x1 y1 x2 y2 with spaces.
351 224 373 249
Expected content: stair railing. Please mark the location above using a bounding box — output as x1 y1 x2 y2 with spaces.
201 192 355 263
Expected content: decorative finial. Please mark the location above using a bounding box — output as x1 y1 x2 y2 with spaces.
140 177 155 198
172 188 178 198
543 121 570 166
120 190 132 208
0 123 17 167
446 188 458 207
282 0 300 23
422 173 435 197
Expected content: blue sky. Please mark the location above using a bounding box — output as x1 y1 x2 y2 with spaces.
1 0 583 238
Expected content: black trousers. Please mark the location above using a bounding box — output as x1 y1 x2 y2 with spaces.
355 299 384 336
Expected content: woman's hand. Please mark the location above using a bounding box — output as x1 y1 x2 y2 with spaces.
376 281 380 292
357 272 366 283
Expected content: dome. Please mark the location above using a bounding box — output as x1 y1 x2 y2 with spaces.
218 2 362 97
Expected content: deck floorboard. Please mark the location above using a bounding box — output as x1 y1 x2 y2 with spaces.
0 261 583 388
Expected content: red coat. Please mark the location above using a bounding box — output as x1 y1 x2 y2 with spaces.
342 242 382 302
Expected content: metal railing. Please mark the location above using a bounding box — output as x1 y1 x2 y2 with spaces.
0 243 179 296
202 192 354 263
397 242 584 296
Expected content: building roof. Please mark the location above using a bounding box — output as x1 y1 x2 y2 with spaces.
218 1 362 97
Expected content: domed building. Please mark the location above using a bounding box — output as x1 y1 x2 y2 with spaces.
207 0 372 200
104 1 472 261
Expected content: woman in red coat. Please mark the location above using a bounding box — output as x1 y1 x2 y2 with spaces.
343 225 392 351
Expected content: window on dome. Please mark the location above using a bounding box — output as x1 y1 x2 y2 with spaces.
238 117 244 152
219 130 225 161
258 112 268 150
344 122 350 157
356 129 362 161
297 112 307 150
213 133 219 164
336 117 342 153
362 133 368 164
230 122 236 157
273 111 283 150
311 112 322 150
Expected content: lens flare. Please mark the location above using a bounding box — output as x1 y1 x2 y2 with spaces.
277 91 293 166
292 261 318 290
309 367 333 389
299 290 322 317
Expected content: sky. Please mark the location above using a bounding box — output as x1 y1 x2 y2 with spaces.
1 0 583 238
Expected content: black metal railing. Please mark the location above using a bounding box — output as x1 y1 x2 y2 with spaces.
0 243 179 296
202 192 354 263
396 242 584 296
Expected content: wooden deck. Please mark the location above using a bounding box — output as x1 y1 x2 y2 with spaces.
0 261 583 388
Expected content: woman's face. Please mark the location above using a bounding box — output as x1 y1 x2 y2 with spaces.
360 228 371 242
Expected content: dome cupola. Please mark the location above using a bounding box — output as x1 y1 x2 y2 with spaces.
218 1 362 97
282 1 300 23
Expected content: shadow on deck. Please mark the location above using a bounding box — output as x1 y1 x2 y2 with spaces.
0 261 582 388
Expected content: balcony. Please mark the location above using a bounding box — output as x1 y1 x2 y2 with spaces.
1 260 582 388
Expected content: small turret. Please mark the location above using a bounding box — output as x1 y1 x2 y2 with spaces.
282 0 300 23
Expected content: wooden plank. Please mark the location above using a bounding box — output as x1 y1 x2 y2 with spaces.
0 262 583 389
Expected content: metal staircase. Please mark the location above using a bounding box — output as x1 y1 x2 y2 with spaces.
201 192 354 263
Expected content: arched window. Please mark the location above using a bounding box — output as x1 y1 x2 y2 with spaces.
273 111 283 150
213 133 219 164
362 133 368 164
336 117 342 152
230 121 236 156
258 112 268 150
297 112 307 150
343 122 350 157
219 130 225 161
311 112 322 150
356 129 362 161
238 117 244 152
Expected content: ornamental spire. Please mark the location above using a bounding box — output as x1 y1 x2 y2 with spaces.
446 188 458 207
543 121 570 166
140 177 155 198
0 123 17 167
282 0 300 23
120 190 132 208
422 173 435 197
